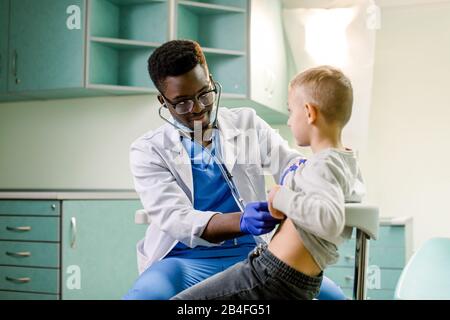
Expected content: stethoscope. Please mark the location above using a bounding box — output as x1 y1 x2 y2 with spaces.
158 81 246 213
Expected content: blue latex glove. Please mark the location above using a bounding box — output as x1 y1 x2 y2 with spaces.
240 202 281 235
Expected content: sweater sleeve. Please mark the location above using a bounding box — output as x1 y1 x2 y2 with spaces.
272 158 346 243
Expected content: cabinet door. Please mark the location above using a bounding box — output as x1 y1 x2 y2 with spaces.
61 200 147 300
8 0 85 92
0 0 8 93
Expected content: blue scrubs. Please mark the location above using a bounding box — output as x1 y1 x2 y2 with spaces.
123 132 346 300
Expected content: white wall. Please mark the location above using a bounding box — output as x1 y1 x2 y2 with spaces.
0 95 164 189
361 2 450 251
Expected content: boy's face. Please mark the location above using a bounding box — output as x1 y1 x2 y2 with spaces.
287 86 310 147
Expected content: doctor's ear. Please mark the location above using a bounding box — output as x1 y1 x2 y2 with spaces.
157 95 167 107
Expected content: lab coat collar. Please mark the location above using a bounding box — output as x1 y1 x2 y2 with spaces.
163 108 242 197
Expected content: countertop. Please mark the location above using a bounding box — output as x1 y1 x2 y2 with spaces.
0 189 139 200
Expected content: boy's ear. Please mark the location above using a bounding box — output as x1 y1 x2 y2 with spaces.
305 103 318 124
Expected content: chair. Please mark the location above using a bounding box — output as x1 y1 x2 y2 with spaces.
395 237 450 300
134 203 380 300
343 204 379 300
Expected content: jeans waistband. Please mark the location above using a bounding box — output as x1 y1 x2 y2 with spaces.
256 245 323 290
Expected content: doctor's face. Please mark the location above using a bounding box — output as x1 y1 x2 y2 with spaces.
159 64 214 130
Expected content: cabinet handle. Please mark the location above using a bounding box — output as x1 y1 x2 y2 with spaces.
70 217 77 249
12 50 20 84
345 255 355 261
345 276 354 281
6 226 32 232
5 276 31 284
6 251 31 258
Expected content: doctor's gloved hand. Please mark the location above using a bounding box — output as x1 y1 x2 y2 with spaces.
240 202 282 236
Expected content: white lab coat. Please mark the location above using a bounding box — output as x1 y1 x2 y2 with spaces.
130 107 301 274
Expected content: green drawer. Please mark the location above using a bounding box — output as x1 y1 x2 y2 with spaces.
335 245 357 267
0 241 59 268
0 266 59 294
374 226 405 247
0 200 60 216
335 246 405 268
369 246 405 268
0 216 59 242
324 267 355 289
0 290 59 300
325 267 403 290
343 226 405 248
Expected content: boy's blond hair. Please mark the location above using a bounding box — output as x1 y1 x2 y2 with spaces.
289 65 353 127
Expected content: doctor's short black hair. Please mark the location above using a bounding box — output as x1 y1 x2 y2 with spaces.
148 40 207 92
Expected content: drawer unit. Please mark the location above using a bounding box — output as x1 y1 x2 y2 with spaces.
0 216 59 242
0 200 60 216
0 266 59 294
0 199 61 299
0 241 59 268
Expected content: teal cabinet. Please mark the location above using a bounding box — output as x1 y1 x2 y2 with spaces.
8 0 85 93
324 217 413 300
61 200 146 300
0 0 8 94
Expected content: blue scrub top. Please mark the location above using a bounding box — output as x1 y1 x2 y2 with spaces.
167 130 256 258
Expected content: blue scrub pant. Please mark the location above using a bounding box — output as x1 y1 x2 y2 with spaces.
123 255 347 300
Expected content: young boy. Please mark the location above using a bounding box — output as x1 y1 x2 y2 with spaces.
172 65 366 300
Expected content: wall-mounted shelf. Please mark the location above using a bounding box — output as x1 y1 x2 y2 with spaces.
0 0 290 124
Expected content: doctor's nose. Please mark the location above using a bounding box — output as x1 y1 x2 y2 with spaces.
192 100 205 114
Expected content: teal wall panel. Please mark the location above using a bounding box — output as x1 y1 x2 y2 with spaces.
89 42 119 85
90 0 120 39
119 48 155 88
119 2 168 43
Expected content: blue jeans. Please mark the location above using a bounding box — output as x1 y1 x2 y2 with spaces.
123 252 347 300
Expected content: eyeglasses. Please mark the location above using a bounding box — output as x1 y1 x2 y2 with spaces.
159 78 218 115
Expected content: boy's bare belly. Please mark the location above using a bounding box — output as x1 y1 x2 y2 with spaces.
268 219 322 277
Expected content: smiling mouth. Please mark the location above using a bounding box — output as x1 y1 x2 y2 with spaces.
191 112 207 120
